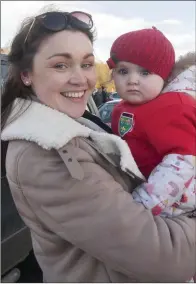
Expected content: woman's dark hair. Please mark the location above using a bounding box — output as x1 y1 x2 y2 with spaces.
1 9 95 130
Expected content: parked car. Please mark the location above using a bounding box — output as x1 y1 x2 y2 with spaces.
1 54 8 92
1 54 38 283
99 99 121 126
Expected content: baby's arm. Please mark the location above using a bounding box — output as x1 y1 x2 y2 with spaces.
132 154 195 216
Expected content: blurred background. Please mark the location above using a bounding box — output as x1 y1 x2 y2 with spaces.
1 1 195 93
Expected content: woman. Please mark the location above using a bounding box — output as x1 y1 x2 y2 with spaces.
1 10 195 282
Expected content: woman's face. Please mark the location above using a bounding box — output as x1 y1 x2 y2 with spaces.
23 30 96 118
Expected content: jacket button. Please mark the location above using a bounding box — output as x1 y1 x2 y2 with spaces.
68 158 72 162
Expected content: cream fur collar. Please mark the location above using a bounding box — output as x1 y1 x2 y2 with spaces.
1 98 144 179
163 65 196 98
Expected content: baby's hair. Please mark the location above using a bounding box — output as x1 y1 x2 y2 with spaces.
111 53 120 65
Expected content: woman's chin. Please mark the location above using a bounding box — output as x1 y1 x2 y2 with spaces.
61 93 89 118
45 93 89 118
69 108 86 119
59 102 86 118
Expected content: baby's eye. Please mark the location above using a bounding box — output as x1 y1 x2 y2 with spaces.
141 69 151 76
118 68 128 75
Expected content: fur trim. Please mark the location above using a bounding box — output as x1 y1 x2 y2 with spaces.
1 98 144 179
168 52 196 82
162 52 196 98
2 98 91 150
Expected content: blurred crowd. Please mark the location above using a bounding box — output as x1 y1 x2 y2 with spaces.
92 86 109 107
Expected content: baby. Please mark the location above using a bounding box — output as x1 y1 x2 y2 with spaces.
107 27 196 219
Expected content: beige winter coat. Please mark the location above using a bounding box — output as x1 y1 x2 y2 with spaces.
1 98 195 283
2 52 196 282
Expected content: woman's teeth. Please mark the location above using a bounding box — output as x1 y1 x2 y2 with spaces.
61 91 85 98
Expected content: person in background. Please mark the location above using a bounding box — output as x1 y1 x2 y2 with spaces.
1 11 195 282
93 86 108 107
101 85 108 103
92 88 103 107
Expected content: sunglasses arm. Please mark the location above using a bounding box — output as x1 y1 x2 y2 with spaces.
24 17 36 44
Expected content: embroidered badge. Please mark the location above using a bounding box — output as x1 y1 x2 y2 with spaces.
118 112 134 137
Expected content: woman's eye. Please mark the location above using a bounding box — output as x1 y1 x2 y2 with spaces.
118 68 128 75
54 63 68 70
82 63 94 69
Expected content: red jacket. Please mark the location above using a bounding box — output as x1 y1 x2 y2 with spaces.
111 92 196 178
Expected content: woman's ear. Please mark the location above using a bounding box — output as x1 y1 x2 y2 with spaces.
21 70 32 86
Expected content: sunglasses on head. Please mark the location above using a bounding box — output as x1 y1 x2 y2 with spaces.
24 11 93 44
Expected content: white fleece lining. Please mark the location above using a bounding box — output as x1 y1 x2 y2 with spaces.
163 65 196 97
1 98 144 179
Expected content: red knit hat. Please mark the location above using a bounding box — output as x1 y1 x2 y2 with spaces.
107 27 175 80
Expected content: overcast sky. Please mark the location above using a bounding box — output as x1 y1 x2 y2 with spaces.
1 1 195 62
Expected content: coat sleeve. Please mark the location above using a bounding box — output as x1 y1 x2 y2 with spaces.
16 141 196 283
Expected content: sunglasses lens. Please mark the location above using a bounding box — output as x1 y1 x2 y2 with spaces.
71 12 93 28
41 12 66 31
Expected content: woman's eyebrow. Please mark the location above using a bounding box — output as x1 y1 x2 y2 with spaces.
47 53 72 60
47 53 94 60
83 53 94 59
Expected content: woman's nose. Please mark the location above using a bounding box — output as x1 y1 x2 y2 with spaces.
69 68 87 85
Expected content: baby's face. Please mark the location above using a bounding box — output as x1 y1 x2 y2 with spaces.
112 61 164 105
